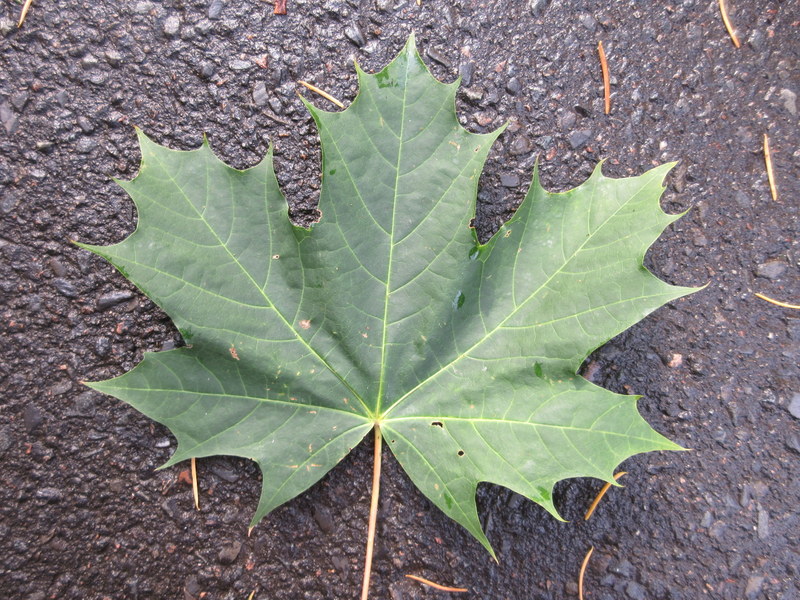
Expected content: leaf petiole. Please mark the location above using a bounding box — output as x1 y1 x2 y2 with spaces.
360 424 383 600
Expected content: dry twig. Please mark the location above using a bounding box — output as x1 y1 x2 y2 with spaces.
584 471 627 520
755 293 800 310
763 134 778 201
405 575 468 593
597 41 610 115
718 0 741 48
578 546 594 600
18 0 34 27
298 80 345 108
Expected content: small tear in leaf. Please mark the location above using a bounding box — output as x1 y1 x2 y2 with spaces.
453 290 465 310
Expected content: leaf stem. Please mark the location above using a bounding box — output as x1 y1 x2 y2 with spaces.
360 424 382 600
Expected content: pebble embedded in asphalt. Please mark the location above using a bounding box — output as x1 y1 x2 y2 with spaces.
208 0 224 19
253 81 269 107
163 15 181 37
569 129 592 150
218 541 243 564
788 394 800 419
755 260 787 280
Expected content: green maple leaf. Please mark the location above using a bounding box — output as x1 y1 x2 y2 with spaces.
81 36 695 558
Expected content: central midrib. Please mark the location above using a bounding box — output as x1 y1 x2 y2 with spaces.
374 56 412 417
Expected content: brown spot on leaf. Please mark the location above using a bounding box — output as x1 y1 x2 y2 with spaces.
299 319 311 330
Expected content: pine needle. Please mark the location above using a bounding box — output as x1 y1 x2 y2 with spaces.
597 41 610 115
298 80 345 108
763 134 778 201
584 471 627 520
405 575 468 593
718 0 741 48
578 546 594 600
191 457 200 510
755 293 800 310
18 0 34 27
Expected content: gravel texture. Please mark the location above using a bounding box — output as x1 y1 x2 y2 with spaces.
1 1 798 599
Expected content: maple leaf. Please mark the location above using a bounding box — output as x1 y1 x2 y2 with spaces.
81 36 695 568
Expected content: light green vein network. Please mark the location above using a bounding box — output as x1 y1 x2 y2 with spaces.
81 34 697 554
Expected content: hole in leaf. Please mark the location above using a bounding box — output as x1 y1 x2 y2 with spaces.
457 450 465 457
431 421 443 428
